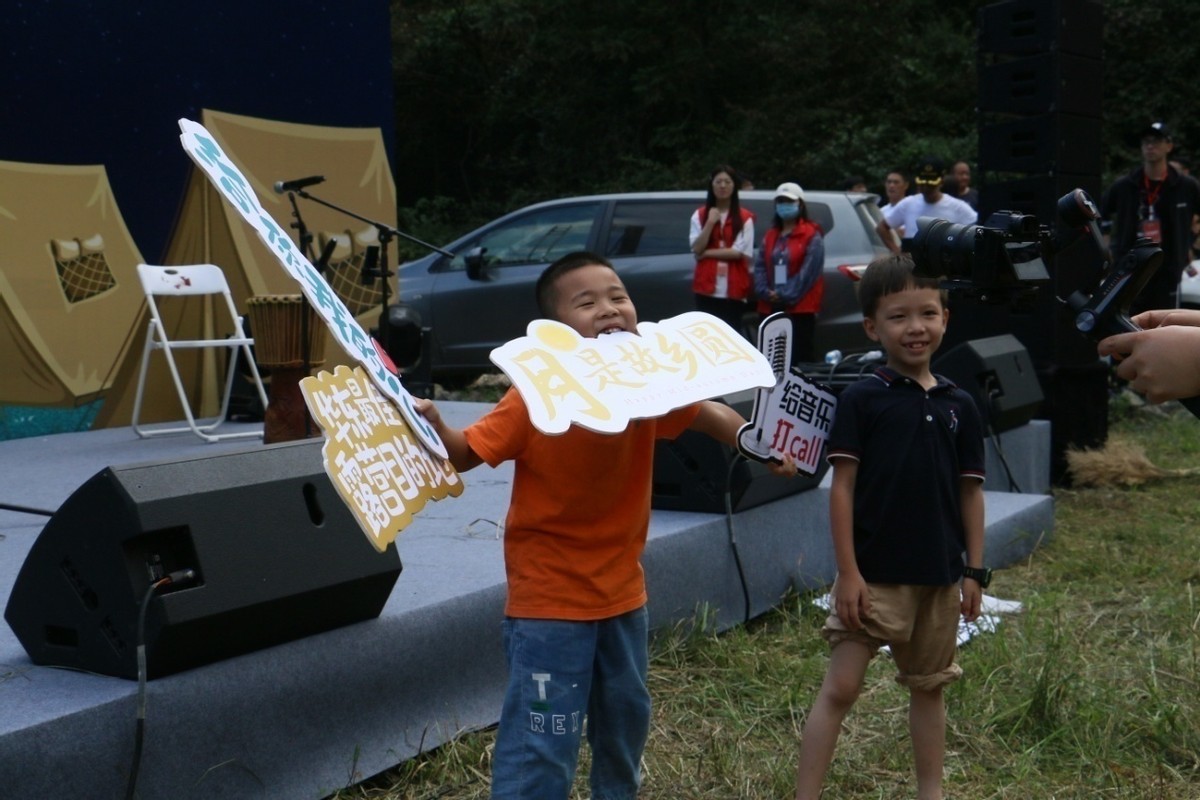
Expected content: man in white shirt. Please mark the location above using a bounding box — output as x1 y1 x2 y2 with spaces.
877 157 977 253
879 167 911 246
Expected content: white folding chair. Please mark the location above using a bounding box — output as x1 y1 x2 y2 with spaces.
131 264 269 443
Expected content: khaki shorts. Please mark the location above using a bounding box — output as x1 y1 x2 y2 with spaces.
822 579 963 691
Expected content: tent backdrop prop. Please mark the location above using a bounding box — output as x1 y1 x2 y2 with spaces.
0 160 146 413
95 109 401 429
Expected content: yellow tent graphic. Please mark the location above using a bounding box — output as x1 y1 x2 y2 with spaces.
0 160 146 409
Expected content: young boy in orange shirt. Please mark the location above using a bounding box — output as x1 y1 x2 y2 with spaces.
416 251 792 800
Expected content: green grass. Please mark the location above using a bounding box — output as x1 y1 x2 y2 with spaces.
330 400 1200 799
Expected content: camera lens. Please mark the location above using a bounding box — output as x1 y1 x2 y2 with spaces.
986 210 1039 236
910 217 978 279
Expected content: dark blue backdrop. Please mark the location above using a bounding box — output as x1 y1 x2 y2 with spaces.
2 1 394 262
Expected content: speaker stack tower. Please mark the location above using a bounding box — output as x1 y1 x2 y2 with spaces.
965 0 1106 483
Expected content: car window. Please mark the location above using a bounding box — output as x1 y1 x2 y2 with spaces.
448 203 601 270
606 201 698 257
807 202 835 236
821 197 887 258
853 198 887 249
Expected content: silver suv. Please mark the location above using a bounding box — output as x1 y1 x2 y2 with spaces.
395 190 890 383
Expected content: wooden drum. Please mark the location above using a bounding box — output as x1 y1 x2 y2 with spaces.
245 294 325 444
245 294 326 368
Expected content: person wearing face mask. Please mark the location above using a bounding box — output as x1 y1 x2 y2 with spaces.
690 165 756 337
753 182 826 366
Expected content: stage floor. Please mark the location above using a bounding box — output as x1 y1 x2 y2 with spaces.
0 406 1054 799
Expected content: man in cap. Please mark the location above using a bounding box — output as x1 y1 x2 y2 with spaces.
1100 121 1200 312
876 156 976 254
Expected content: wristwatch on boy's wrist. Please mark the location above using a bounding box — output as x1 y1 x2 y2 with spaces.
962 566 993 588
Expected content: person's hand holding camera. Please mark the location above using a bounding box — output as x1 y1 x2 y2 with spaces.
1098 308 1200 403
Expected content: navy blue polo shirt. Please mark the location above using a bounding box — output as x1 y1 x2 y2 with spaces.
826 367 985 586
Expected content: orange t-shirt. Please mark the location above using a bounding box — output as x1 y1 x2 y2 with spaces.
465 388 701 620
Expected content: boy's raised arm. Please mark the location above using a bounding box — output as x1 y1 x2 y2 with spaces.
413 398 483 472
689 400 797 477
688 399 747 445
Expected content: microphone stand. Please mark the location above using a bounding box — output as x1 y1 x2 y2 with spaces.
295 188 450 370
280 191 319 439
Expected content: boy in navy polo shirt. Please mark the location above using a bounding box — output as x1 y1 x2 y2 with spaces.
794 254 986 800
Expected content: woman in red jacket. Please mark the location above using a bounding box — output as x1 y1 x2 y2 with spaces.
753 182 825 366
689 165 755 337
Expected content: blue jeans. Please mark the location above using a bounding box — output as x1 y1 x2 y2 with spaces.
490 607 650 800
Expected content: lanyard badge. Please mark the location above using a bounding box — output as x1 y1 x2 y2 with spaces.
1140 176 1164 243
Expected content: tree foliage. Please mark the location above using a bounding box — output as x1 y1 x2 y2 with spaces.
391 0 1200 257
1100 0 1200 175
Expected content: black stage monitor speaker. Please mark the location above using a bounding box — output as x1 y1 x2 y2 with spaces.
651 390 828 513
4 441 401 679
934 335 1044 433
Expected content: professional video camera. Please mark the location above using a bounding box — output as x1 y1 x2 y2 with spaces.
908 188 1200 417
907 189 1163 330
907 210 1052 307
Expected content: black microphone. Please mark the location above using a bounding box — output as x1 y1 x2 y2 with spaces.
273 175 325 194
361 244 380 285
315 237 338 274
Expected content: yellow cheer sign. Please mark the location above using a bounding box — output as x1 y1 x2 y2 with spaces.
300 365 463 552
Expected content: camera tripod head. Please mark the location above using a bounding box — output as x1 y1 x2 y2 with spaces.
1056 188 1163 339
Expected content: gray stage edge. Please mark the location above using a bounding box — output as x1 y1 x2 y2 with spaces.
0 408 1052 799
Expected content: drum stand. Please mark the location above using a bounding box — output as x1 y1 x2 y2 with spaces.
256 192 329 444
262 368 316 444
